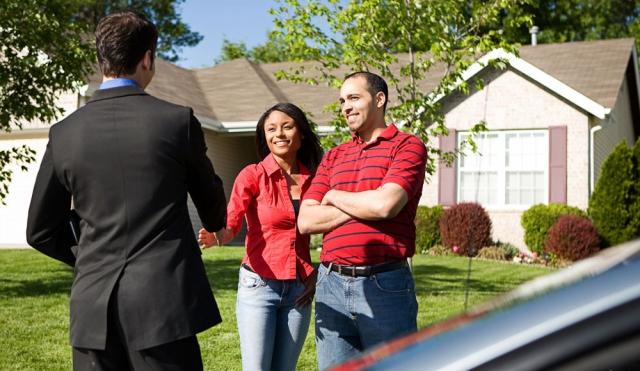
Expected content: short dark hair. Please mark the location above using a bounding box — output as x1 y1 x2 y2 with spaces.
95 11 158 77
344 71 389 112
255 103 324 172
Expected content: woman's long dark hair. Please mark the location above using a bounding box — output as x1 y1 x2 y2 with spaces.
255 103 323 172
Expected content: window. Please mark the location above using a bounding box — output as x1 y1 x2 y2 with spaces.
457 130 548 208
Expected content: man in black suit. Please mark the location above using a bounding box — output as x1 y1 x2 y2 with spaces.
26 11 226 370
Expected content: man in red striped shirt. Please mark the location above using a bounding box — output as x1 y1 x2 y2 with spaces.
298 71 427 370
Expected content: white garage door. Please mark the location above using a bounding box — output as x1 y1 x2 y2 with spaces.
0 137 48 248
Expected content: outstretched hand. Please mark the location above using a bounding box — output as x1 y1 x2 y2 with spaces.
295 269 317 308
198 227 233 249
198 228 218 249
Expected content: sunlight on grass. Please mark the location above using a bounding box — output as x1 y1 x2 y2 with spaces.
0 248 551 370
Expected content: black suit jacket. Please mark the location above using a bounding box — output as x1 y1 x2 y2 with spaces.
26 85 227 350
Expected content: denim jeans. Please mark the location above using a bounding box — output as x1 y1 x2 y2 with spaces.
236 266 311 371
314 262 418 370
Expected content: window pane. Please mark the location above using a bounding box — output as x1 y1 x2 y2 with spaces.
521 189 533 204
506 172 518 189
534 172 545 189
506 134 520 169
507 190 519 204
521 172 533 188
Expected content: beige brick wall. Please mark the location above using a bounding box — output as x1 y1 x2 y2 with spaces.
420 68 591 250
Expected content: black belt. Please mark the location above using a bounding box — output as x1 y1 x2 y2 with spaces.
241 263 255 273
322 260 407 277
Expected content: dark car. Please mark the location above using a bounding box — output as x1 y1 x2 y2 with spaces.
334 240 640 371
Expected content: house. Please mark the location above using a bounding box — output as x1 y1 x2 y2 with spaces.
1 38 638 249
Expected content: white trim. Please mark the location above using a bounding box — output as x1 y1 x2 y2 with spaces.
435 49 611 120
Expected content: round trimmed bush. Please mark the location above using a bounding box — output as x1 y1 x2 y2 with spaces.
439 202 492 257
544 215 601 261
521 203 586 255
589 141 639 246
414 205 444 254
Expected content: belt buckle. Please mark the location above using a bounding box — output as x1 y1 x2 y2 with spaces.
350 266 356 277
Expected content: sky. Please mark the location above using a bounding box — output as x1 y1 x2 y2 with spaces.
176 0 277 68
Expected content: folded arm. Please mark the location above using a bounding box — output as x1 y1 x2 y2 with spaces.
297 199 352 235
321 182 409 221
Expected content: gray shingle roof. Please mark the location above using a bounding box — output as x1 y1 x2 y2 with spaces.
93 38 636 126
519 38 635 108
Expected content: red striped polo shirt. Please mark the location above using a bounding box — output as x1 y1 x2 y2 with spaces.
304 124 427 265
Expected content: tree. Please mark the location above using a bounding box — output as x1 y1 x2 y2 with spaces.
499 0 640 45
0 0 95 203
216 38 250 64
269 0 531 175
1 0 199 204
79 0 202 62
216 31 306 64
588 142 639 246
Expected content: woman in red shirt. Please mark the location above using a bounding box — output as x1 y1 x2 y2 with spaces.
198 103 323 371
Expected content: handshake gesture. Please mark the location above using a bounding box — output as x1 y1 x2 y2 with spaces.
198 227 233 249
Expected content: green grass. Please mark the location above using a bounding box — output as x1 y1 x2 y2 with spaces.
0 248 551 370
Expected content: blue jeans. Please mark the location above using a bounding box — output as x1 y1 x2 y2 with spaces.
236 266 311 371
314 262 418 370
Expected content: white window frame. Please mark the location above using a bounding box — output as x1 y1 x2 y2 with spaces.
456 129 549 210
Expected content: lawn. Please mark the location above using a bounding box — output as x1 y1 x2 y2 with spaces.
0 248 551 370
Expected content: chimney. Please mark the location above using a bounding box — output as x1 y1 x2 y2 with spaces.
530 26 539 46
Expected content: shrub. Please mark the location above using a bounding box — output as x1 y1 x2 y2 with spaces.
415 205 444 254
426 244 453 257
477 246 510 261
439 202 492 257
544 215 601 261
589 141 640 246
477 241 520 261
495 241 520 260
521 203 586 254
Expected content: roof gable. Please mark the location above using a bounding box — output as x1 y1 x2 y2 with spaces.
442 38 636 120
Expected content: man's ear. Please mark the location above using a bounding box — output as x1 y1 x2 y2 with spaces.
141 50 154 71
376 91 386 109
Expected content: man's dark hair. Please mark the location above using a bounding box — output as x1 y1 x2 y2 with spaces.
344 71 389 112
255 103 324 172
95 11 158 77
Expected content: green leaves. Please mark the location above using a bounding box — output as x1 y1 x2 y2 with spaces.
1 0 94 203
588 141 640 247
1 0 94 131
499 0 639 46
81 0 202 62
270 0 529 177
1 0 199 203
0 146 36 205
